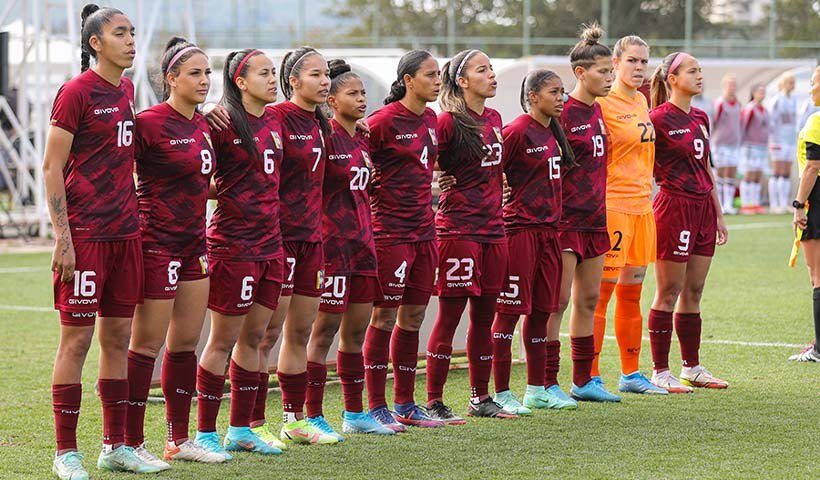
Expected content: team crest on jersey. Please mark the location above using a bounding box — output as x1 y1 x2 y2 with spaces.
316 269 325 291
493 126 503 143
202 132 213 149
199 255 209 275
699 124 710 140
271 131 282 149
362 151 372 170
428 128 438 146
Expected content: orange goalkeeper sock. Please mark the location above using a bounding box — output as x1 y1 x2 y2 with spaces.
591 281 616 377
613 283 644 375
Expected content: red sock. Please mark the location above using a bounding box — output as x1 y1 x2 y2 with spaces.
305 362 327 418
363 325 391 410
53 383 82 452
391 326 419 405
648 309 674 372
426 297 467 404
675 312 702 368
196 366 225 433
523 310 548 386
337 351 365 413
544 340 561 388
98 378 128 446
467 295 496 399
229 360 259 428
125 350 154 446
277 371 307 415
161 350 196 444
570 335 594 387
491 313 519 393
251 372 269 425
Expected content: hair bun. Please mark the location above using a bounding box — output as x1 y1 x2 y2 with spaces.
165 36 189 52
328 58 351 80
81 3 100 22
580 23 604 45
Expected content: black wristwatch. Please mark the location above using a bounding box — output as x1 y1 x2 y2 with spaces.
793 200 806 210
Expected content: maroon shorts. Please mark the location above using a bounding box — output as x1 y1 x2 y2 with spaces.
375 240 438 308
654 189 717 262
143 252 209 300
497 229 562 315
558 230 610 262
281 241 324 298
319 275 382 313
207 257 283 315
436 239 508 298
54 238 144 326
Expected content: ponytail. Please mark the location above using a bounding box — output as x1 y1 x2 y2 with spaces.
439 49 486 163
280 46 332 138
80 3 124 72
383 49 434 105
159 36 204 101
221 49 263 158
569 23 611 71
650 51 690 109
519 69 576 169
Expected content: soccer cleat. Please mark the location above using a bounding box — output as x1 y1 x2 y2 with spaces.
651 370 693 393
571 380 622 402
393 402 446 428
788 344 820 362
424 401 467 425
493 390 532 416
164 439 227 463
342 410 397 435
53 451 89 480
193 431 233 461
132 443 171 471
251 423 288 451
523 385 578 410
280 419 340 445
679 365 729 389
96 445 164 473
369 406 407 433
306 416 345 442
223 426 282 455
467 397 518 419
618 371 669 395
591 375 605 385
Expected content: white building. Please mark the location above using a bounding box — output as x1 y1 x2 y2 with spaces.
709 0 769 24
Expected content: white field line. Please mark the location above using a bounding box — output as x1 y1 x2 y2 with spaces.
558 333 802 349
0 266 49 273
728 221 788 231
0 304 53 312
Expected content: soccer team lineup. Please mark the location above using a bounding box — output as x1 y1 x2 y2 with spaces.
21 2 820 480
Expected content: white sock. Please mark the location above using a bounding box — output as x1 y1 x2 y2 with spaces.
283 412 299 425
768 177 779 208
780 177 792 208
740 182 750 207
723 181 736 210
754 182 762 207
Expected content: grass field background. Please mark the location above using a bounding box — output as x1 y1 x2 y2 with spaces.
0 214 817 479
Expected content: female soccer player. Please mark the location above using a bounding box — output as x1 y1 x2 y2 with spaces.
739 84 770 214
549 24 621 404
45 5 161 478
363 50 444 431
647 52 729 390
302 59 395 437
195 48 285 458
769 73 798 213
593 35 667 395
712 75 743 215
126 37 225 466
789 66 820 363
424 49 516 422
490 69 575 415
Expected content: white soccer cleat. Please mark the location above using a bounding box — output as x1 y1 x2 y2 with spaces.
651 369 693 393
133 443 171 470
788 345 820 363
680 365 728 389
164 439 227 463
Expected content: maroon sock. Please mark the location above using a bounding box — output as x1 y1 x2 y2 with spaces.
125 350 154 446
53 383 82 452
305 362 327 418
544 340 561 388
426 297 467 404
278 371 307 415
196 366 225 433
570 335 595 387
363 325 391 410
523 310 548 386
98 378 128 446
648 309 674 372
251 372 270 425
467 295 496 399
161 350 196 444
675 312 702 368
391 326 419 405
337 351 365 413
229 360 259 428
491 313 519 393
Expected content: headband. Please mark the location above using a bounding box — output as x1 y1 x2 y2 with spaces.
290 50 317 74
667 52 691 80
232 49 261 83
455 50 479 79
166 46 200 73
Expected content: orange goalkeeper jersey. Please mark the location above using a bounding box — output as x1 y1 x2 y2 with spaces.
597 83 656 215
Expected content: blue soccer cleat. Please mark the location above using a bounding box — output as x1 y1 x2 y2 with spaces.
618 371 668 395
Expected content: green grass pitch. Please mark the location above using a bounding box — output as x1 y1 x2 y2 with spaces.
0 214 817 479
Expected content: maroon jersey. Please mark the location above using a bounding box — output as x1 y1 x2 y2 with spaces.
501 114 562 232
651 103 713 196
322 119 378 276
207 110 283 261
435 108 505 243
135 102 214 257
267 101 325 243
49 69 139 241
367 101 438 245
559 96 608 232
